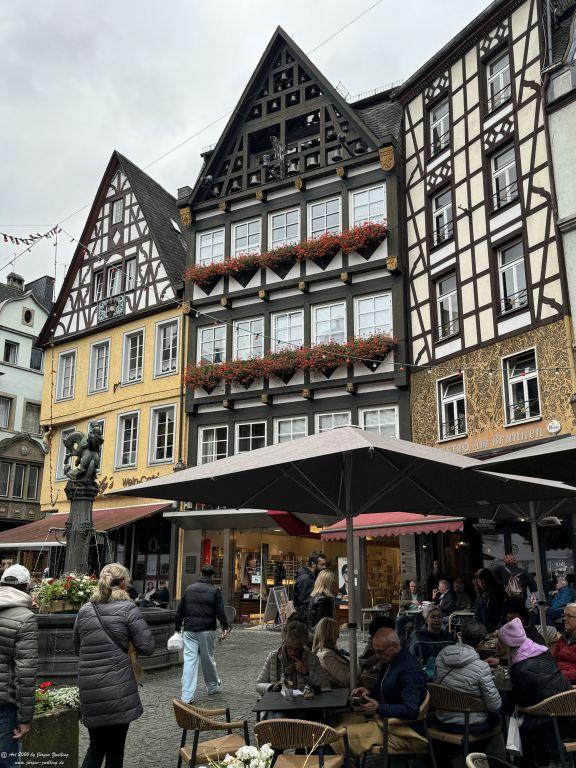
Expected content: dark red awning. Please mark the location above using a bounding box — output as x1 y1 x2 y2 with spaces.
321 512 464 540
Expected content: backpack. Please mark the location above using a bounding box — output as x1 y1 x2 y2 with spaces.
504 567 523 599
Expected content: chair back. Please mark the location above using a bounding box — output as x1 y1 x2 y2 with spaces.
520 688 576 717
224 605 236 625
428 683 488 713
465 755 489 768
254 719 343 750
173 700 221 732
536 624 559 644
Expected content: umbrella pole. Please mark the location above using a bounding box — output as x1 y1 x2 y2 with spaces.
529 502 548 631
346 512 358 688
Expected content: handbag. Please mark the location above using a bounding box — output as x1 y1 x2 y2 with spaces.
91 604 143 683
167 631 184 651
506 706 523 756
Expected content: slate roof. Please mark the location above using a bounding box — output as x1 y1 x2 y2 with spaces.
551 0 576 64
0 284 23 303
352 92 403 143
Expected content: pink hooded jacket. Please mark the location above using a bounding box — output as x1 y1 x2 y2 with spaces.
497 617 548 664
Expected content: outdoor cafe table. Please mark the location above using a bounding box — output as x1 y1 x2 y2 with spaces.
253 688 350 722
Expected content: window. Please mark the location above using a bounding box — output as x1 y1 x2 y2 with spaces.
0 462 10 496
233 317 263 360
116 412 139 468
26 466 39 500
112 198 124 225
236 422 266 453
438 377 467 439
107 265 122 297
57 427 75 480
308 198 341 238
125 258 136 291
12 464 25 499
23 403 40 434
197 228 225 266
499 241 527 314
354 293 392 338
3 341 18 365
122 330 144 384
313 302 346 345
436 273 459 340
88 419 105 471
274 417 307 443
0 397 11 430
430 99 450 154
94 271 104 302
269 208 300 249
198 425 228 464
487 50 511 112
233 219 261 256
155 319 179 376
198 325 226 364
351 185 386 226
272 310 304 351
57 351 76 400
361 407 398 437
316 412 351 433
30 347 43 371
89 341 110 392
491 145 517 208
150 405 175 464
432 188 453 245
504 350 540 424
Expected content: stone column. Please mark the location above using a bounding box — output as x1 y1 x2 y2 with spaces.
63 480 98 574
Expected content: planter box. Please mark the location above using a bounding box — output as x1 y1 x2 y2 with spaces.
22 708 79 768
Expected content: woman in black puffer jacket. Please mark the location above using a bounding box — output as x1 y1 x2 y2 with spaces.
308 569 337 631
74 563 154 768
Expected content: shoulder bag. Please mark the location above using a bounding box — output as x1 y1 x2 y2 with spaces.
91 603 143 683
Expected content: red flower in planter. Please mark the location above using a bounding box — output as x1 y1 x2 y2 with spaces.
39 681 52 689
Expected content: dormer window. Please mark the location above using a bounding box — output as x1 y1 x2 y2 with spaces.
112 199 123 225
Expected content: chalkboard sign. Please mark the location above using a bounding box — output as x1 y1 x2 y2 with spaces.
262 586 289 624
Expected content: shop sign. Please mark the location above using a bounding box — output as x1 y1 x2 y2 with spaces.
440 423 548 455
97 472 161 495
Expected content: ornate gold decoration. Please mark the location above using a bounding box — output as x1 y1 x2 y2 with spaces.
379 147 395 171
294 177 304 191
179 207 192 227
261 393 272 406
218 201 228 212
298 280 308 293
336 166 346 179
340 271 351 284
220 297 230 308
255 190 265 202
222 399 234 410
302 388 313 400
258 289 269 301
346 382 357 394
386 256 399 273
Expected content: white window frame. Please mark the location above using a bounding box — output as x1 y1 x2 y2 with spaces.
235 421 267 454
350 184 386 227
115 410 140 469
233 317 264 360
491 145 518 209
274 416 308 444
125 258 137 291
196 228 225 266
0 396 11 430
56 426 76 480
232 218 261 257
312 301 347 345
154 317 179 377
436 274 459 340
498 241 527 314
88 339 110 393
12 463 25 499
432 188 454 246
430 99 450 154
56 349 77 401
3 340 19 365
197 324 226 364
268 208 300 249
502 348 541 426
487 50 511 112
121 329 145 385
437 375 467 441
354 293 392 338
107 264 122 297
0 462 11 497
198 425 228 465
359 406 399 438
315 411 352 433
149 404 176 465
271 309 305 352
112 198 124 225
94 271 104 302
23 401 41 434
307 197 342 239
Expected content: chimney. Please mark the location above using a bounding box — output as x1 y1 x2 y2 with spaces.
6 273 24 291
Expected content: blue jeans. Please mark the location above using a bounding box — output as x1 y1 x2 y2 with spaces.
181 630 220 702
0 705 20 768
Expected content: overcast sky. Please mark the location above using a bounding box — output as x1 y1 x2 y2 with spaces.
0 0 489 293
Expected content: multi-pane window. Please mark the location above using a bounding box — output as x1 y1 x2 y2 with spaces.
313 302 346 345
233 219 261 256
487 51 511 112
274 417 307 443
89 341 110 392
3 341 18 365
0 397 11 430
117 412 139 467
122 330 144 384
351 185 386 226
107 266 121 297
269 209 300 249
0 462 10 496
197 228 225 266
309 198 341 238
57 351 76 400
155 320 178 376
198 325 226 364
30 347 43 371
23 403 41 434
199 426 228 464
150 406 175 464
125 258 137 291
438 377 467 439
94 271 104 302
504 350 540 424
272 310 304 351
316 412 351 433
112 198 124 225
12 464 25 498
57 427 75 479
354 293 392 338
491 145 517 208
234 317 264 360
430 100 450 154
361 407 398 437
499 241 527 314
88 419 105 471
436 274 459 340
432 188 453 245
236 422 266 453
26 466 39 500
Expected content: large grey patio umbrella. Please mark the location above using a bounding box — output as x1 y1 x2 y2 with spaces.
113 426 576 684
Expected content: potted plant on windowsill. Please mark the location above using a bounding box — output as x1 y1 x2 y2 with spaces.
23 682 80 768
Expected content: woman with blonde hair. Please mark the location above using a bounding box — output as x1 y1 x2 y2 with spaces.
308 569 337 630
74 563 154 768
312 617 350 688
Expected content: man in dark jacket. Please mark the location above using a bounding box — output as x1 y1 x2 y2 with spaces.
293 554 325 623
432 579 457 621
491 554 537 602
0 564 38 767
175 565 230 703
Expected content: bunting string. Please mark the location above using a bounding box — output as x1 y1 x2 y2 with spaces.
0 225 60 247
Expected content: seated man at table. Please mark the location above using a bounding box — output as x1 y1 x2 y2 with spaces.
553 601 576 682
432 579 457 623
395 580 424 642
358 615 395 688
407 604 453 670
332 627 428 758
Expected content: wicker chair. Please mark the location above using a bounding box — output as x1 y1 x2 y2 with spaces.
426 684 503 757
465 754 516 768
253 718 348 768
172 700 249 768
519 689 576 768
